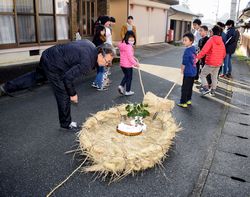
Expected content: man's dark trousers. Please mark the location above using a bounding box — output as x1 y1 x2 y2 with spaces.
41 55 71 128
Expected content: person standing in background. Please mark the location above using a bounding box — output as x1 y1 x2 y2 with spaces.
120 16 137 40
192 19 202 84
196 26 226 97
99 16 113 86
100 16 112 45
197 25 211 87
92 25 108 91
216 22 227 76
106 16 116 77
221 20 240 78
109 16 116 33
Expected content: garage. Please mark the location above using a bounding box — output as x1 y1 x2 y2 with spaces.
130 0 170 45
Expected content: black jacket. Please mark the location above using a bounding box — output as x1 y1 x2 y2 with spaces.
198 36 209 66
42 39 98 96
225 27 239 54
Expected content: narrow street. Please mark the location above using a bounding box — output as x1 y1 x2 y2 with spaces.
0 46 249 197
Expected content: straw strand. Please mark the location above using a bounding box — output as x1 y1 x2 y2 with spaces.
46 157 88 197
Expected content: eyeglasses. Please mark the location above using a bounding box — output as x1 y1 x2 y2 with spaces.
104 57 112 66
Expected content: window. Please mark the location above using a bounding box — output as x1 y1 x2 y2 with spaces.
39 0 55 42
56 0 69 40
0 0 16 44
78 0 97 36
0 0 70 48
16 0 36 43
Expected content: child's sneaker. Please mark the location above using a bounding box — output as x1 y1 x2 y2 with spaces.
177 103 188 108
91 82 98 88
195 85 202 90
199 86 204 92
118 85 124 95
210 89 215 97
186 100 192 105
200 87 210 96
97 87 108 91
125 91 134 96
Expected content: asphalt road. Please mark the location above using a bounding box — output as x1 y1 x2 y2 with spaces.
0 47 229 197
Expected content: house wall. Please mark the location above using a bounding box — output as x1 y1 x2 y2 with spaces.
109 0 128 44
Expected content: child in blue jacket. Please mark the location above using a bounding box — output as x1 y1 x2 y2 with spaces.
178 33 197 108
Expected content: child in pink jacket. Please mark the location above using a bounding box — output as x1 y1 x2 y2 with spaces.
118 31 139 96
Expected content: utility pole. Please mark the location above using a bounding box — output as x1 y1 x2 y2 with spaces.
230 0 237 21
215 0 219 22
237 0 241 19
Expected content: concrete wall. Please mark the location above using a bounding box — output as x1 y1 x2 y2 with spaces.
0 46 51 67
148 7 168 43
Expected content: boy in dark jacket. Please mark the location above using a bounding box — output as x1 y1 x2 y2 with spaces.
178 33 197 108
197 25 211 86
192 19 202 84
217 22 227 76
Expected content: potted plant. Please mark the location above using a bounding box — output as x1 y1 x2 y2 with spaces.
125 103 150 125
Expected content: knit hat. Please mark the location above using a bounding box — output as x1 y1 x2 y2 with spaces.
100 16 110 25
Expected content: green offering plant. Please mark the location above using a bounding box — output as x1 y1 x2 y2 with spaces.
125 103 150 119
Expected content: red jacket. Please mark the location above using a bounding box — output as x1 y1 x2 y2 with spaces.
196 36 226 67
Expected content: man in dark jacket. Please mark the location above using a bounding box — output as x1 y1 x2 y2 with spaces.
222 20 240 78
40 40 115 131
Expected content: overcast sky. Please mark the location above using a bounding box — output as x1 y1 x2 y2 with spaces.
183 0 249 23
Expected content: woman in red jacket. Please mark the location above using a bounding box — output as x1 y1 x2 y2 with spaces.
196 25 226 96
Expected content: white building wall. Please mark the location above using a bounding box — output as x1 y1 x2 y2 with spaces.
129 0 170 45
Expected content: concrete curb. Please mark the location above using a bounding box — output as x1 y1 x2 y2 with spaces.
190 73 233 197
